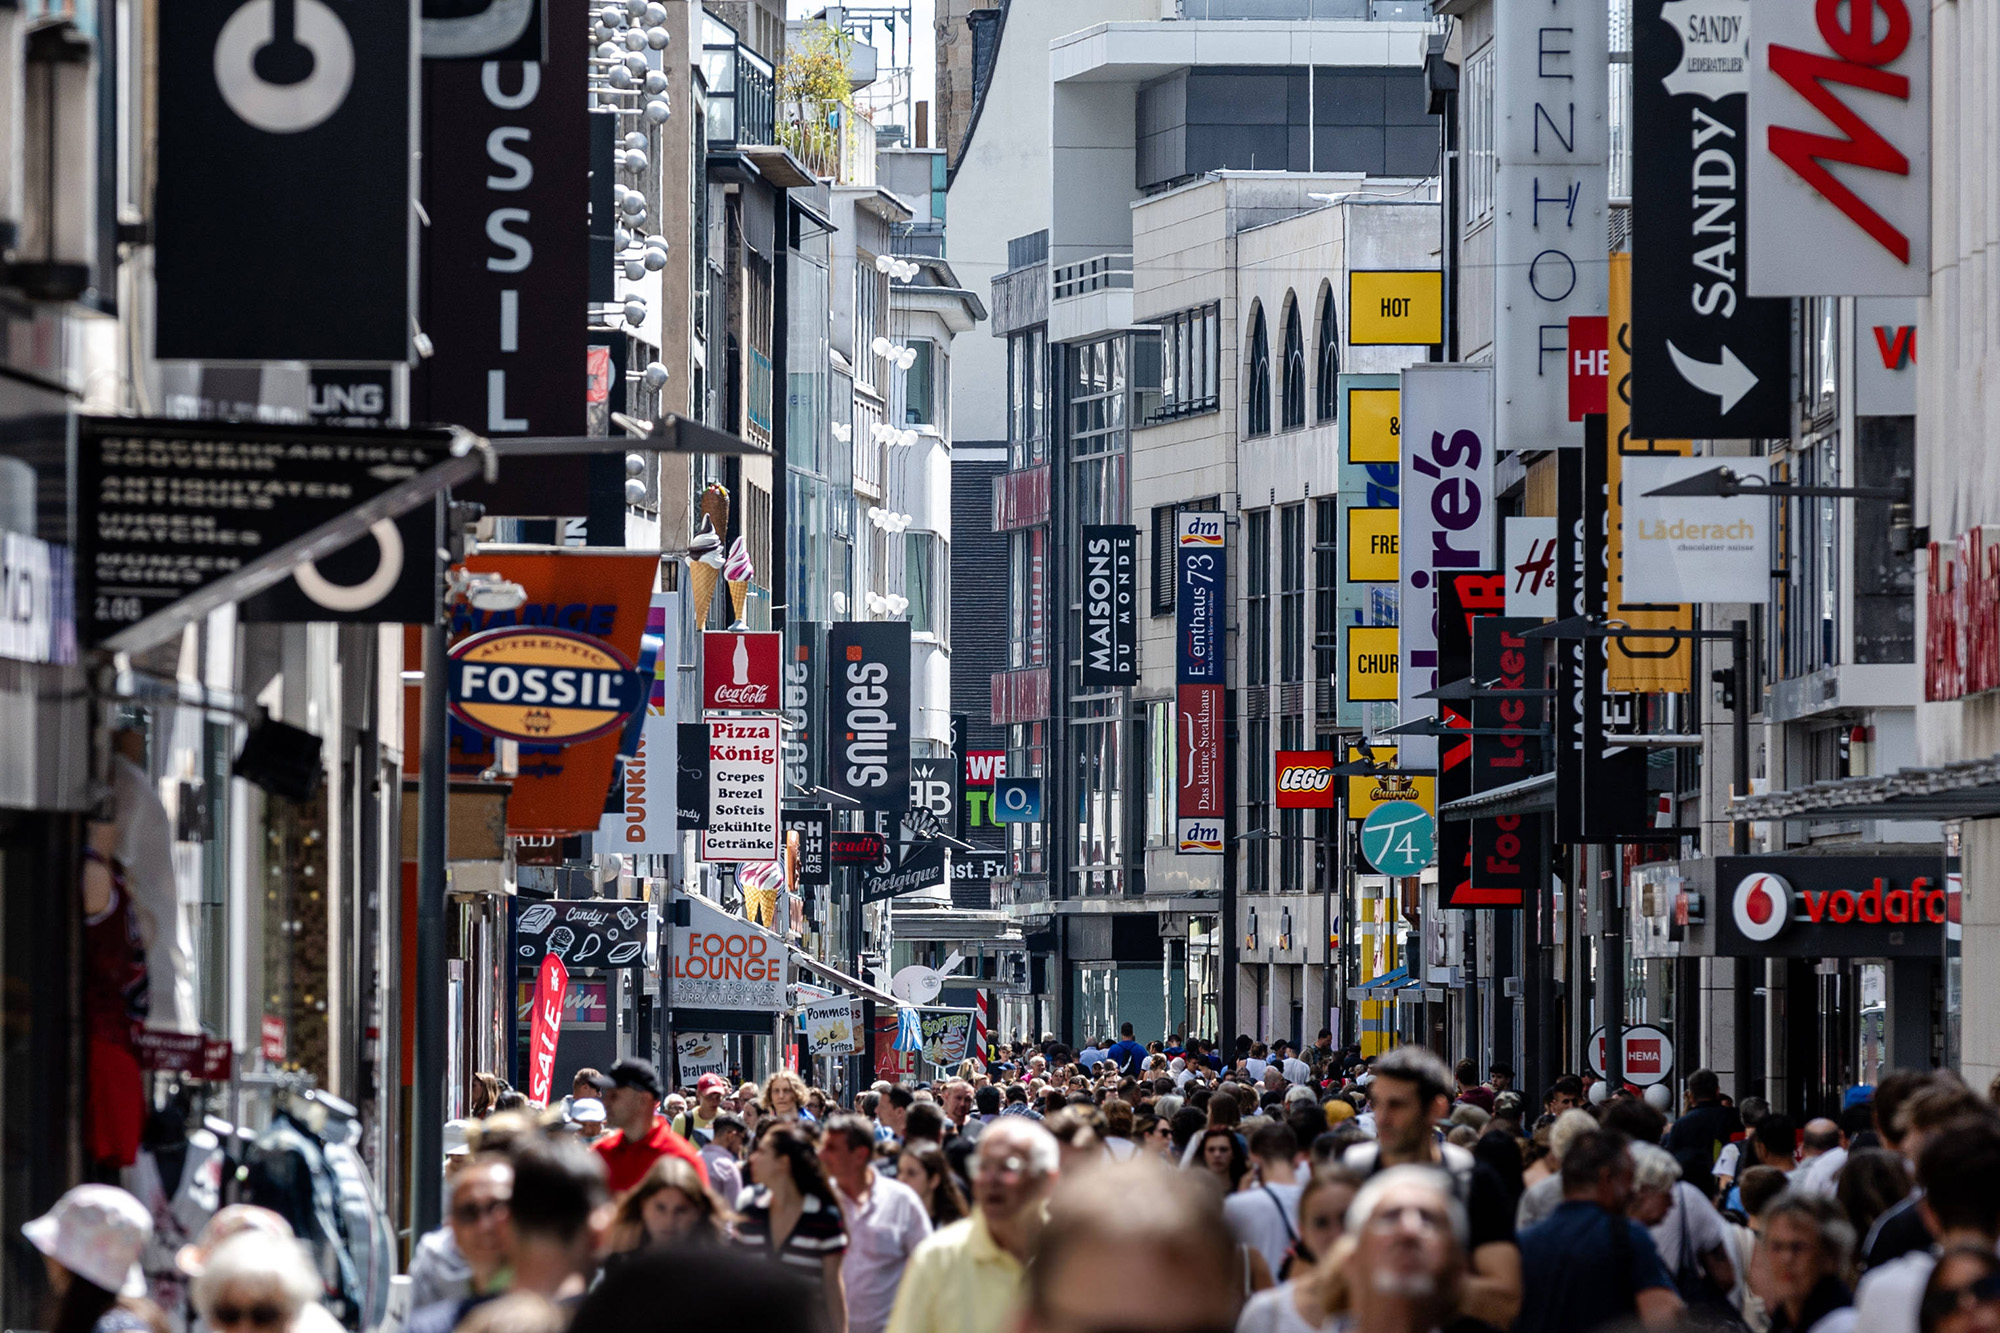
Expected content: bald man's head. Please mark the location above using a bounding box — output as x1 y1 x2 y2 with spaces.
1802 1118 1843 1155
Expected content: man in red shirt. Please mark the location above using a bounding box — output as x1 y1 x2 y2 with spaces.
588 1058 709 1193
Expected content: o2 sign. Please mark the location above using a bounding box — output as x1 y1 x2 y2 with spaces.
993 777 1043 824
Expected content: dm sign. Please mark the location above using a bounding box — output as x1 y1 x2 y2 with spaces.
448 626 647 745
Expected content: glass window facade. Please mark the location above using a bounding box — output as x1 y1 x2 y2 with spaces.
1153 304 1221 423
1281 297 1306 430
1245 509 1270 687
1246 305 1271 436
1315 286 1338 422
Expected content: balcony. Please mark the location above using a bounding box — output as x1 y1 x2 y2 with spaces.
703 16 776 149
1052 252 1132 299
1050 252 1133 345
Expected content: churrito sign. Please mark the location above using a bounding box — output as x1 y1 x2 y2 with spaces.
669 892 786 1010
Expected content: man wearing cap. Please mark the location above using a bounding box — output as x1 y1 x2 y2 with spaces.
588 1058 709 1193
671 1073 730 1146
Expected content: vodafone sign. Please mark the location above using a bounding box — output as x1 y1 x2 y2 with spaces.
1274 751 1336 810
1707 857 1952 957
1749 0 1929 296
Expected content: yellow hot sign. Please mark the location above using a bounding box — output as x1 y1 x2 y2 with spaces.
1349 271 1444 347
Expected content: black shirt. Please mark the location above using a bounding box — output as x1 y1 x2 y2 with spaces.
1515 1200 1676 1333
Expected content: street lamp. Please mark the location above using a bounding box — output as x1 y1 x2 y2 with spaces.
1643 465 1919 554
1220 827 1270 1057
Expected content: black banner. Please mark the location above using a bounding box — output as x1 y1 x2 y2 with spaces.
676 722 710 829
1437 571 1504 909
831 830 887 864
416 19 591 515
909 753 961 835
421 0 545 61
825 621 912 810
241 506 437 623
861 842 948 903
783 809 831 889
1630 0 1790 438
783 623 824 796
1079 525 1139 685
155 0 411 360
1469 617 1544 910
75 418 454 647
512 898 648 969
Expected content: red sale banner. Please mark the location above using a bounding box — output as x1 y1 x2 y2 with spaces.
527 953 569 1106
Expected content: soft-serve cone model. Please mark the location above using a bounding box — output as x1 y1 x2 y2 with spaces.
724 535 755 628
686 515 725 625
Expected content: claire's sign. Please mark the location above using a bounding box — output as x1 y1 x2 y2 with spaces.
448 626 646 745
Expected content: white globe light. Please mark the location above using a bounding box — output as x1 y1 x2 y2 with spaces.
647 26 670 48
623 148 648 171
899 429 918 448
623 28 647 50
645 70 669 94
642 247 668 271
623 299 647 324
624 478 648 504
896 348 917 370
645 2 666 21
645 97 671 123
599 4 623 22
596 40 621 58
874 254 893 273
623 131 647 151
623 259 646 281
871 336 892 358
608 65 634 88
643 361 670 388
623 0 647 15
594 23 616 42
625 452 647 477
622 51 648 72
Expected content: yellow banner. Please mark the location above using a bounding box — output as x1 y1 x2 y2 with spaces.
1345 626 1400 701
1347 506 1400 583
1607 252 1692 692
1347 388 1401 463
1344 744 1438 821
1349 271 1445 346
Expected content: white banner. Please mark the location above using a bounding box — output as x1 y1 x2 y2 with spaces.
668 892 787 1010
800 997 860 1057
1620 457 1770 603
1493 0 1608 450
599 593 679 856
1504 517 1558 617
1748 0 1929 296
1399 364 1496 768
675 1031 729 1088
699 715 781 862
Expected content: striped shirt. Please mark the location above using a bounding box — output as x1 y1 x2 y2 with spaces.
732 1187 848 1284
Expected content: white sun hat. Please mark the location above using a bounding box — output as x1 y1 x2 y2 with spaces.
24 1185 151 1296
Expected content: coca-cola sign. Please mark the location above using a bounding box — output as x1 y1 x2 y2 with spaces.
703 631 781 712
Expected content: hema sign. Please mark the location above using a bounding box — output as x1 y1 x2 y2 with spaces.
1749 0 1930 295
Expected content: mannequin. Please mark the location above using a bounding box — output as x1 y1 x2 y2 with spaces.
110 730 198 1034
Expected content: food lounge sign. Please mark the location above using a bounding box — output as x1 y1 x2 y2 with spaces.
669 893 785 1011
1708 857 1953 958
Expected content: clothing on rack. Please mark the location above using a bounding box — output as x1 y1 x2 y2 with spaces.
114 755 200 1034
83 849 149 1169
126 1119 223 1333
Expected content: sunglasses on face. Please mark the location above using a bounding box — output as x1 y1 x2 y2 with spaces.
452 1197 510 1225
1922 1273 2000 1324
210 1305 287 1329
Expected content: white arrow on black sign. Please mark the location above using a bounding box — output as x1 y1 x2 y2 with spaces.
1666 342 1759 414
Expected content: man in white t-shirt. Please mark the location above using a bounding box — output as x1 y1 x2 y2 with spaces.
1854 1119 2000 1333
1792 1119 1848 1197
1242 1042 1271 1083
1221 1122 1304 1276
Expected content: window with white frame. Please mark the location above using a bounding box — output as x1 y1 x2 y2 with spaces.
1152 303 1221 422
1466 46 1495 226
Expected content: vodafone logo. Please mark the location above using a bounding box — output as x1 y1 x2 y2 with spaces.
1732 872 1792 943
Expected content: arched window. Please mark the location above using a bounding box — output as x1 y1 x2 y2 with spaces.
1315 283 1338 422
1246 304 1271 437
1280 295 1306 430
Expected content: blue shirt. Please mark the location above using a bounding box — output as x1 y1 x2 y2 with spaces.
1515 1200 1675 1333
1078 1045 1108 1068
1104 1039 1147 1073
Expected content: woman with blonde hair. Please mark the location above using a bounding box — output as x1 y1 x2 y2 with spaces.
190 1233 322 1333
761 1070 816 1124
606 1157 731 1258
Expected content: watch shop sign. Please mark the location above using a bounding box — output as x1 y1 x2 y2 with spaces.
1748 0 1930 296
1710 856 1953 957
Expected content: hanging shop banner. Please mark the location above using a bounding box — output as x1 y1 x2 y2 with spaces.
1606 255 1693 693
1348 271 1444 347
1175 512 1226 684
1631 0 1793 437
703 631 782 712
832 830 888 863
1504 518 1558 618
1493 0 1609 451
1747 0 1929 297
1554 433 1653 844
1079 525 1139 685
1622 456 1772 604
1275 751 1336 811
801 997 861 1057
599 594 680 855
862 842 950 903
675 1032 730 1086
1344 745 1437 821
992 778 1043 824
512 898 649 969
1568 315 1609 421
241 507 437 624
699 716 782 862
0 533 75 665
1337 374 1401 734
1398 364 1495 769
1435 570 1503 910
783 809 832 889
917 1009 976 1067
909 754 962 832
1175 684 1224 855
444 550 661 833
525 952 568 1105
782 624 824 795
669 892 786 1010
1706 856 1952 958
677 722 711 829
825 621 912 810
154 0 412 361
422 0 545 60
75 419 458 648
417 19 592 515
449 627 647 744
1466 617 1545 910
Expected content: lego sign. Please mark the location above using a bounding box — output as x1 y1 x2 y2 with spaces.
1274 751 1335 811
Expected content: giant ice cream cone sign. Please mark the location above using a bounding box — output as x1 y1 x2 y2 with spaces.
685 482 730 625
725 536 755 628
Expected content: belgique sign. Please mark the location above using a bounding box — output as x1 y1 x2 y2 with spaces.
448 626 647 744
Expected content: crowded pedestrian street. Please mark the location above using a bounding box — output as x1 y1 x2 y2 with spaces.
5 0 1998 1327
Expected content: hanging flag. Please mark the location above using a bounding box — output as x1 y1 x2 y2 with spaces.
893 1006 923 1054
525 952 569 1106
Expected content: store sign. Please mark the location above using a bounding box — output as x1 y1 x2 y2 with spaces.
1347 507 1400 584
675 1032 729 1086
134 1031 234 1081
525 953 568 1105
1275 751 1336 811
801 998 861 1057
1344 627 1399 703
993 777 1043 824
677 722 711 829
825 622 912 810
1632 0 1793 436
669 892 786 1010
1586 1024 1675 1087
1435 570 1502 909
782 625 823 794
448 627 646 745
155 0 412 360
1925 528 2000 703
1748 0 1930 296
242 507 436 624
917 1009 976 1066
599 595 679 854
1712 857 1951 957
862 842 949 903
0 533 74 665
699 716 781 863
783 810 831 889
1345 745 1438 821
1336 374 1402 735
1467 617 1544 910
1504 518 1558 617
1176 513 1226 683
417 20 592 514
1079 525 1138 685
703 631 782 712
75 418 457 648
1399 364 1495 767
1493 0 1609 450
1348 271 1444 346
513 898 648 969
1176 684 1223 854
910 754 962 833
1360 804 1435 876
1567 316 1608 421
1621 456 1771 603
832 830 888 863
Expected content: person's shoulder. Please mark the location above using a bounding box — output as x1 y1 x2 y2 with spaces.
591 1129 625 1154
1857 1249 1935 1307
910 1215 978 1261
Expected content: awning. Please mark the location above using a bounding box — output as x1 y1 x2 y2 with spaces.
1729 756 2000 822
889 906 1022 943
1346 965 1409 1001
1438 771 1556 820
789 950 901 1007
